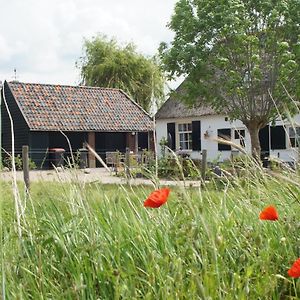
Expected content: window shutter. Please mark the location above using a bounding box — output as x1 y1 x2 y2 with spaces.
271 126 286 149
167 123 176 150
217 129 231 151
192 121 201 151
259 126 270 152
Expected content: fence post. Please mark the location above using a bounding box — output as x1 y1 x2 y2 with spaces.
22 145 30 192
115 151 120 176
201 149 207 182
125 147 130 177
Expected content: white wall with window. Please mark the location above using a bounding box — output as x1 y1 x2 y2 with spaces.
156 113 300 163
156 115 251 161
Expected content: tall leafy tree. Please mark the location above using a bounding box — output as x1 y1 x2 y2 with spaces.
77 35 165 113
160 0 300 158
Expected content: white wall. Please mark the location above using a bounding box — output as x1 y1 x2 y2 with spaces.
156 113 300 162
156 115 251 162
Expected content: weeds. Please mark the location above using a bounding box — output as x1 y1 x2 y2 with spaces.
1 158 300 299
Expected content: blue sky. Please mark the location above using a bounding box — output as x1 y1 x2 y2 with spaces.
0 0 179 88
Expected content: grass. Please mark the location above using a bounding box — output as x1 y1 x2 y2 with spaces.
1 163 300 299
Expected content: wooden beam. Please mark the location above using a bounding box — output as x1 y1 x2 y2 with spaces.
88 132 96 168
126 132 136 152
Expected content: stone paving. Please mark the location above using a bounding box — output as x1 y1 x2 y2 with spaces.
0 168 202 187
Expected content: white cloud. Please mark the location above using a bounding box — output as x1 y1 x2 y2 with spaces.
0 0 178 86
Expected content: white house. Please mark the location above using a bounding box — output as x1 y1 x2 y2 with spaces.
155 93 300 163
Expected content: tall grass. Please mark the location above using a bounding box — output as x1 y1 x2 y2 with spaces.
1 160 300 299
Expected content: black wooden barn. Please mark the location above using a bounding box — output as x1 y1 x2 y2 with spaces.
1 81 153 169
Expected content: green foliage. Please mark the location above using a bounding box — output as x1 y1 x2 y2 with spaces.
147 156 201 179
160 0 300 155
3 154 36 170
2 163 300 298
77 34 165 112
159 137 168 157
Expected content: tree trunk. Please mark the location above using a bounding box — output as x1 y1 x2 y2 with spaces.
247 123 261 160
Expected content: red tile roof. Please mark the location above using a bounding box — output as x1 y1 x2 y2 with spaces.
7 81 153 132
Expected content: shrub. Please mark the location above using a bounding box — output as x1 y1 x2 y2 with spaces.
3 154 36 170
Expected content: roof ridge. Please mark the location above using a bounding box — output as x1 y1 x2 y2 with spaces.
8 81 122 91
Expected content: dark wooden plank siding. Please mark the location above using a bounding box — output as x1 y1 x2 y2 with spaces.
138 132 149 150
1 81 30 158
29 132 49 169
29 131 88 169
95 132 126 153
95 132 127 167
49 131 88 150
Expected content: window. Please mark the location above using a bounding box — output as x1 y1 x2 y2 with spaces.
234 129 245 147
178 123 192 150
289 127 300 147
218 128 231 151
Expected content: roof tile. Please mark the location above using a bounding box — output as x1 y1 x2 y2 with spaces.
8 81 153 132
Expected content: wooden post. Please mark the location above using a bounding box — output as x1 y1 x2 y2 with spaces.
88 132 96 168
22 145 30 192
125 147 130 177
115 151 119 176
201 149 207 182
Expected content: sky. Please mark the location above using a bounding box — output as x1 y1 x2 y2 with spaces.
0 0 179 87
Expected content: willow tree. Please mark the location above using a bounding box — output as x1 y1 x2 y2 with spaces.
159 0 300 158
77 35 165 112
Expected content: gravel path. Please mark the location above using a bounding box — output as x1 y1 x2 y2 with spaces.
0 168 201 187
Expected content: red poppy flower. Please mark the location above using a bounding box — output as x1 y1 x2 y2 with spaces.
144 188 170 208
288 258 300 278
259 205 278 221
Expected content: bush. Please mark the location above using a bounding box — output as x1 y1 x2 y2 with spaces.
153 156 201 179
3 154 36 170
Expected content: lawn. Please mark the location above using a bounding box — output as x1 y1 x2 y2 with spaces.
1 165 300 299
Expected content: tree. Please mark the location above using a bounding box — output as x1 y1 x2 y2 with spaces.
159 0 300 158
77 35 165 113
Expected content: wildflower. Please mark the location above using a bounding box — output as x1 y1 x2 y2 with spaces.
259 205 278 221
144 188 170 208
288 258 300 278
280 237 286 244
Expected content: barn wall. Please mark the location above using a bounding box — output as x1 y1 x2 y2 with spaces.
1 81 30 159
137 132 149 151
29 131 89 169
29 131 49 169
95 132 127 167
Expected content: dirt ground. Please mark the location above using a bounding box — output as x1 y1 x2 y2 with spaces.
0 168 201 187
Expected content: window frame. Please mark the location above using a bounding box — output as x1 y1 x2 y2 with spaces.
217 128 232 151
177 122 193 151
288 126 300 148
233 129 246 147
